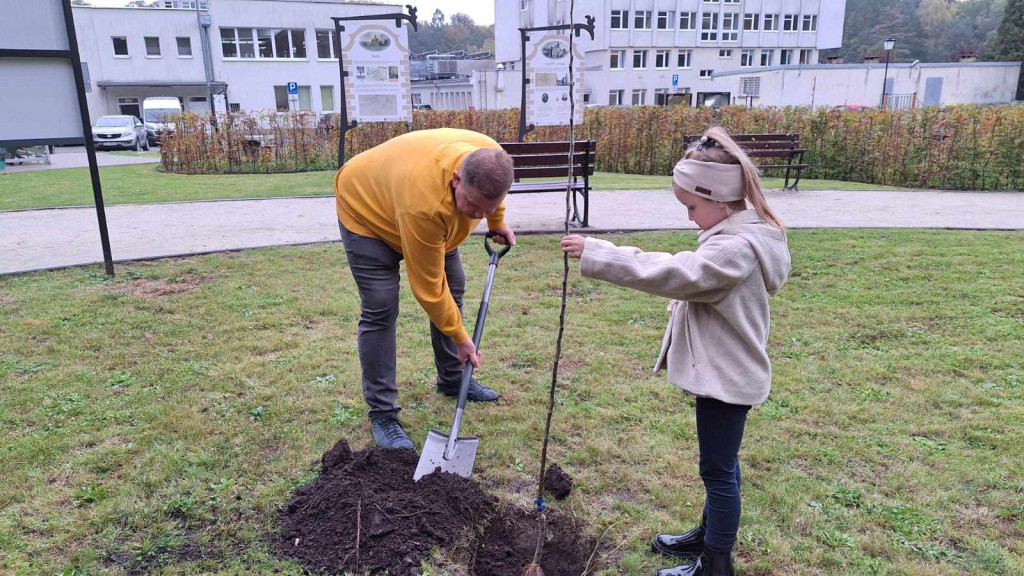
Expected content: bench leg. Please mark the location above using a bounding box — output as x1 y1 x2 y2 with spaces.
570 188 589 228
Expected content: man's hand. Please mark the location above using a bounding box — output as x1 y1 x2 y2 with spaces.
561 235 586 259
457 339 481 368
490 225 517 246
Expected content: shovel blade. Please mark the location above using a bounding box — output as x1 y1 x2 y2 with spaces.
413 429 478 481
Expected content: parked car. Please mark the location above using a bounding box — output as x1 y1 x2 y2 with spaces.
143 96 183 145
92 115 149 151
833 104 872 112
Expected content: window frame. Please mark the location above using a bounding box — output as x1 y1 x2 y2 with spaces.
722 13 739 41
631 88 646 106
609 89 624 106
632 49 648 69
763 14 779 32
610 10 629 30
657 10 674 30
221 27 309 60
780 49 793 65
634 10 652 30
112 36 129 57
609 49 625 70
176 36 192 57
700 12 719 41
741 49 754 67
783 14 799 32
699 69 714 78
144 36 161 58
679 11 696 31
744 13 759 31
655 49 670 69
677 49 692 69
802 15 817 32
760 49 773 66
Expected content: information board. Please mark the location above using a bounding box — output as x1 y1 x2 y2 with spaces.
339 23 412 123
524 33 585 127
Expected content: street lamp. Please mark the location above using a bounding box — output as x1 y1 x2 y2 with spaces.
880 36 895 109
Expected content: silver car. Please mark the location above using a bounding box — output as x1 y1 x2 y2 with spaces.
92 115 150 151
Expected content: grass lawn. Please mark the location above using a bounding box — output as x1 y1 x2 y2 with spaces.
0 164 903 212
2 229 1022 575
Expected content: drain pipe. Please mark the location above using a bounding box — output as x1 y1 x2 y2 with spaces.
195 2 217 126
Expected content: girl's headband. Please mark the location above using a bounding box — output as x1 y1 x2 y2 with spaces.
672 159 744 202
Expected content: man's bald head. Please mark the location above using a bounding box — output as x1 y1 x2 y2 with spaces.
461 148 515 201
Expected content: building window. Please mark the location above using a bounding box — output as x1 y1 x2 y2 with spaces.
655 50 670 69
609 89 624 106
610 10 628 30
316 29 336 59
222 28 306 59
583 92 591 104
799 49 813 65
744 13 759 31
176 36 192 57
632 49 648 69
631 89 646 106
679 12 696 31
703 0 719 3
701 13 718 41
699 69 714 78
723 0 740 3
802 15 818 32
780 49 793 65
520 0 529 11
741 76 760 97
144 36 161 57
112 36 129 57
677 49 692 68
657 11 674 30
783 14 799 32
634 11 652 30
722 13 739 41
654 88 670 106
229 102 241 112
760 49 773 66
763 14 779 32
610 49 625 69
321 85 334 112
274 84 311 111
741 49 754 67
719 49 733 58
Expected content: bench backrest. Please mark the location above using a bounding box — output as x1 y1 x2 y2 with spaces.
682 133 801 158
500 140 597 179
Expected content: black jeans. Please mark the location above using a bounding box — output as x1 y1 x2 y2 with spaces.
695 396 751 553
338 221 466 418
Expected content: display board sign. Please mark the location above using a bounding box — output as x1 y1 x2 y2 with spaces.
0 0 84 146
339 23 412 123
524 33 585 127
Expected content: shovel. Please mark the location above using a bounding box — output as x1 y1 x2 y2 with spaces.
414 231 512 481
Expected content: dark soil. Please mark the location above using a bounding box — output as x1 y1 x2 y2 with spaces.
544 464 573 500
279 440 596 575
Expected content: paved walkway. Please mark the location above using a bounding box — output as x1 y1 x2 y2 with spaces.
2 188 1022 275
3 146 160 173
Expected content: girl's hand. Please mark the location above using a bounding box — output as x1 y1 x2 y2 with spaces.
561 235 586 259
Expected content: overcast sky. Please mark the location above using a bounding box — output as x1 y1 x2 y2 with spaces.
87 1 495 25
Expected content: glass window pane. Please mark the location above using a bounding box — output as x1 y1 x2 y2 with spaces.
112 36 128 56
298 86 312 111
321 85 334 111
220 29 237 58
275 85 289 111
291 30 306 58
145 37 160 56
258 29 274 58
316 30 332 59
177 37 192 56
275 29 290 58
237 28 255 58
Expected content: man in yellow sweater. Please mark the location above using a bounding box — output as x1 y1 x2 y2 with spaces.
335 128 517 449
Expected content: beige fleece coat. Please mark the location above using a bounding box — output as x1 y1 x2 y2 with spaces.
579 210 791 406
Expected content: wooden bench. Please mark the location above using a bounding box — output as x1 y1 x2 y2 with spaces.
683 133 807 191
500 140 596 228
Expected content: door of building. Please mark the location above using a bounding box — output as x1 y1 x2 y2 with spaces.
118 97 141 118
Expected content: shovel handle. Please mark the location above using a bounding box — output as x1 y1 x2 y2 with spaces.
484 231 512 264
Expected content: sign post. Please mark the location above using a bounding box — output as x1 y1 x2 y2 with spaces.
0 0 114 274
286 81 299 111
518 16 595 142
332 6 417 168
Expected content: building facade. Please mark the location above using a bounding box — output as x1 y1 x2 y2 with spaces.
495 0 847 106
72 0 406 122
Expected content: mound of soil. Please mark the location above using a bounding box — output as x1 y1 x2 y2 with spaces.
279 441 596 575
279 441 497 573
544 464 573 500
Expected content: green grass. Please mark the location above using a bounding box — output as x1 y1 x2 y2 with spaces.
0 164 903 212
110 151 162 159
1 229 1022 575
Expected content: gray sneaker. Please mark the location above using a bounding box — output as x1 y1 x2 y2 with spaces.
436 377 500 402
370 414 414 450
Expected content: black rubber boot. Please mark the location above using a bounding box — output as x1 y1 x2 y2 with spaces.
651 513 707 558
653 551 735 576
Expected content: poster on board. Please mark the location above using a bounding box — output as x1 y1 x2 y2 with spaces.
524 33 585 127
339 23 412 122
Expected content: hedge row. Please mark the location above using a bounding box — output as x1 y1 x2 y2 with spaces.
161 106 1024 191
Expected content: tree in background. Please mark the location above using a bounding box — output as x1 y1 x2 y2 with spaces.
988 0 1024 98
407 11 494 56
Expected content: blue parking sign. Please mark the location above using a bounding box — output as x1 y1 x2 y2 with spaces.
287 82 298 95
672 74 679 87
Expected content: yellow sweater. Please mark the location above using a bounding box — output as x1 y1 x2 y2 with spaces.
335 128 507 345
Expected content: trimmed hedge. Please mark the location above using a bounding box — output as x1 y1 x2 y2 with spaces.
161 106 1024 191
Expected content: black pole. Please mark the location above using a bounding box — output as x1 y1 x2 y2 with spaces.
518 29 529 142
62 0 114 275
335 20 347 168
881 50 891 109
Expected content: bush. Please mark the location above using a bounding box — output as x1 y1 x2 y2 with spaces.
161 106 1024 191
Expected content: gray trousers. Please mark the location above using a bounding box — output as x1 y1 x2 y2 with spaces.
339 221 465 418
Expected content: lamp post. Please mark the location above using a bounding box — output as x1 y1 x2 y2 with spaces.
880 36 895 109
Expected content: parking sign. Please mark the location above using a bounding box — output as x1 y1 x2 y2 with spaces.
672 74 679 87
287 82 298 95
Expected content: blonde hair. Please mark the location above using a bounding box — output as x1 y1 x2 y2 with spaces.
683 126 785 231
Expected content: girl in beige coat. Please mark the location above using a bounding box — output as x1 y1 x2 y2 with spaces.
562 127 791 576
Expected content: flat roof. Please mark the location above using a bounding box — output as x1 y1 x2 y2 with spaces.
713 61 1022 78
98 80 227 88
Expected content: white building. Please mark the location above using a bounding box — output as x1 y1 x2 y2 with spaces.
711 62 1022 108
495 0 847 107
71 0 406 122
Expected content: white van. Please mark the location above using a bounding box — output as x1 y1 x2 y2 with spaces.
142 97 183 145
